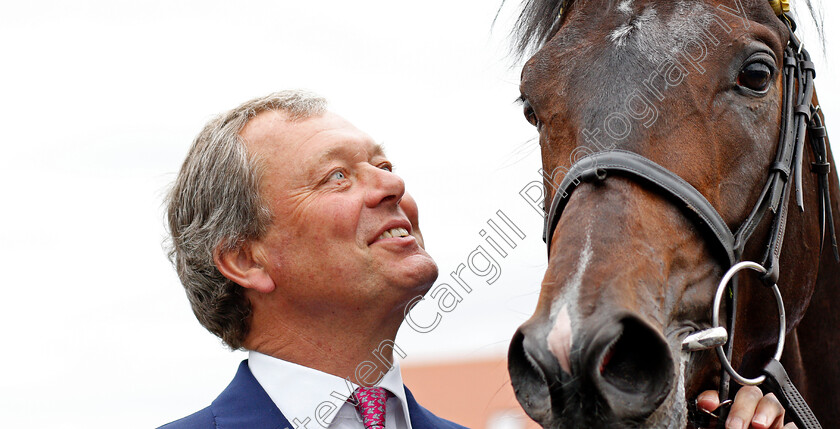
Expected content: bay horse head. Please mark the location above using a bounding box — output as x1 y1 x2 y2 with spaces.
507 0 840 427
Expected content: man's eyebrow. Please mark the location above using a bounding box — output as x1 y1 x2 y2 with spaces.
371 142 386 157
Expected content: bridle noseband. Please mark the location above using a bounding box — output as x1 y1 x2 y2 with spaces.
539 10 836 429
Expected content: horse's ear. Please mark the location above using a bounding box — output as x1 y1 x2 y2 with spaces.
768 0 790 16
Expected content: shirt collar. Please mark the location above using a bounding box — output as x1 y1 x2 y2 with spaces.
247 351 413 429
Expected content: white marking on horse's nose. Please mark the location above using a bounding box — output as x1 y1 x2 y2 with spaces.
548 304 574 374
546 222 590 374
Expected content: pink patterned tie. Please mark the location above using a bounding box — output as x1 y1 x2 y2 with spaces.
353 386 388 429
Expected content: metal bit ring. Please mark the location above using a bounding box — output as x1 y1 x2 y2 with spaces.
712 261 786 386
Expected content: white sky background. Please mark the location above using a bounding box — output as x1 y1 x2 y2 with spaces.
0 1 837 427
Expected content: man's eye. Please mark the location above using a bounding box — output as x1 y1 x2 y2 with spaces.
379 162 393 172
328 170 346 181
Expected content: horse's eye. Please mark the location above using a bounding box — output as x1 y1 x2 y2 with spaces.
522 100 539 127
737 62 773 93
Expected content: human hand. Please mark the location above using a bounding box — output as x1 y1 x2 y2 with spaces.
697 386 796 429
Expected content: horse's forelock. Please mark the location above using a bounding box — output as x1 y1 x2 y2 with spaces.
508 0 825 60
796 0 826 53
508 0 569 60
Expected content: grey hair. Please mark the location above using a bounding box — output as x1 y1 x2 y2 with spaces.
166 90 327 349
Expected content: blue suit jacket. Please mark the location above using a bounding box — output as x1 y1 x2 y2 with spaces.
160 360 468 429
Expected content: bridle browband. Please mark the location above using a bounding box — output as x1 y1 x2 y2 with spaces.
539 10 837 429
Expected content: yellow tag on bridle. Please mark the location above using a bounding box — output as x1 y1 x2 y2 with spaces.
769 0 790 16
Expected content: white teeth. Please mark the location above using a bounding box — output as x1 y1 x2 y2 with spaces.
378 227 409 240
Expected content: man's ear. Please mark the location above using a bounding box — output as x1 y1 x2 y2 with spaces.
213 241 275 294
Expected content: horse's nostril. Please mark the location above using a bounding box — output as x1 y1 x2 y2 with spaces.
591 315 675 420
599 343 615 374
510 316 675 425
508 328 554 426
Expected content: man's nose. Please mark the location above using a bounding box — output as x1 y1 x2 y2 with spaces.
364 166 405 207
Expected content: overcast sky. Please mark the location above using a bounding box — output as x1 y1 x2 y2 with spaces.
1 1 837 427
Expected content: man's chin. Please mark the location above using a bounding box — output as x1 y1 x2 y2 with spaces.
390 256 438 294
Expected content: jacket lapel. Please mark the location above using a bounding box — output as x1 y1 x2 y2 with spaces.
211 360 293 429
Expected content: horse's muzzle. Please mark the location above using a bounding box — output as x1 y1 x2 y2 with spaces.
509 313 676 427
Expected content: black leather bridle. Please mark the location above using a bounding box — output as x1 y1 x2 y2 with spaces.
540 12 837 429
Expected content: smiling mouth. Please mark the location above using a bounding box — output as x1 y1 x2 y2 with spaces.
378 227 410 240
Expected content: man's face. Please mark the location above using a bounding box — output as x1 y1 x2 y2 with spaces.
240 110 438 313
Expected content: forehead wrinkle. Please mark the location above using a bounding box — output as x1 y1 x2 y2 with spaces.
317 141 385 162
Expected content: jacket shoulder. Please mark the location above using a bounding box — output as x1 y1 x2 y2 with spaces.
157 360 290 429
157 406 215 429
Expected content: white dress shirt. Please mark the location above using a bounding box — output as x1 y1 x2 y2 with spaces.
248 351 413 429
